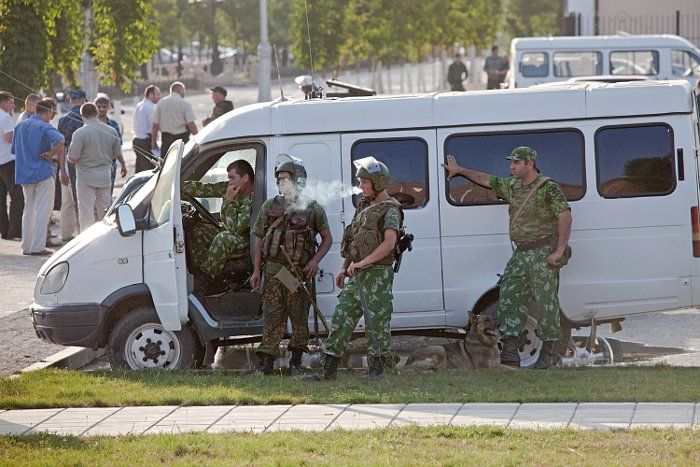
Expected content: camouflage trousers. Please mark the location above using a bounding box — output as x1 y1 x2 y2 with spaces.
187 221 247 278
257 272 310 356
498 245 561 341
323 267 394 359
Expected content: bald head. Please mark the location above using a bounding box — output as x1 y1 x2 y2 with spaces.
170 81 185 97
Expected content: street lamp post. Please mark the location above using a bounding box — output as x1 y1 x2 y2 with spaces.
258 0 272 102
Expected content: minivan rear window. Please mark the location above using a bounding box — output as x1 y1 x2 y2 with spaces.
553 51 602 77
444 129 585 206
596 124 675 198
610 50 659 76
521 52 549 77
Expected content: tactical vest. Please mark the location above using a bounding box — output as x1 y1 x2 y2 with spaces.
341 197 403 267
261 196 317 266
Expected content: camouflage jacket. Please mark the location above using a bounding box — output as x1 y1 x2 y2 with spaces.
489 174 570 243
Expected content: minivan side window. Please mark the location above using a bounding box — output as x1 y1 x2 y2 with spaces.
148 143 180 227
521 52 549 77
610 50 659 76
553 51 602 77
351 138 428 209
596 124 675 198
445 130 585 206
671 50 700 78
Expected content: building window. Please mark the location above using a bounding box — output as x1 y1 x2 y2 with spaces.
610 50 659 76
553 51 602 77
521 52 549 77
351 138 428 209
445 130 585 206
596 124 675 198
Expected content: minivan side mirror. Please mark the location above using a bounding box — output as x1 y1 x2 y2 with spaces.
115 204 137 237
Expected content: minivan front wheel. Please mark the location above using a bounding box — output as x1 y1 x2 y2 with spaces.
108 307 204 370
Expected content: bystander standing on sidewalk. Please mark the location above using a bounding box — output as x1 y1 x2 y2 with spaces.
95 94 126 198
0 91 23 240
57 89 86 242
151 81 197 156
12 99 68 256
16 94 41 123
447 54 468 91
67 103 123 230
202 86 233 126
132 85 160 173
484 45 508 90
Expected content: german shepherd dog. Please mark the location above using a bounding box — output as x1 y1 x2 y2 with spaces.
404 312 501 372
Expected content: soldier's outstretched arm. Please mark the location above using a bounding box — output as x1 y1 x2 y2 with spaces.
441 154 491 188
347 228 398 277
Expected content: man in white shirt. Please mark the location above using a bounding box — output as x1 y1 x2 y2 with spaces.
17 94 41 123
67 103 123 230
132 85 160 173
0 91 23 240
151 81 197 156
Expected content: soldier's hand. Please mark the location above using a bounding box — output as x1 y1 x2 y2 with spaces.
224 185 241 201
347 262 363 277
120 164 127 178
441 155 462 180
336 271 346 289
250 270 261 292
303 259 319 279
547 250 563 267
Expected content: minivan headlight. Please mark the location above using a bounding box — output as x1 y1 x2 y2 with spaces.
41 262 69 295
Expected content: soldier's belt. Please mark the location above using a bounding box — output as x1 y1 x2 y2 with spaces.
514 235 554 251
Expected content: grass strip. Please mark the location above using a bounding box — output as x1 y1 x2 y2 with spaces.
1 426 699 465
1 365 699 409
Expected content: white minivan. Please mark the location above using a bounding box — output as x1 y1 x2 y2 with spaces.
508 34 700 89
31 80 700 370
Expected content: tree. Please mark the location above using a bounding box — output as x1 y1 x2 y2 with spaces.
291 0 347 73
90 0 159 94
45 0 84 89
504 0 562 38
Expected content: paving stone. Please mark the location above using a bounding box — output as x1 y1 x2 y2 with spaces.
569 403 635 430
29 408 119 435
509 403 578 429
270 404 347 431
144 406 235 434
631 403 694 427
451 403 520 427
84 406 179 436
391 403 462 427
0 409 63 435
207 405 292 433
329 404 405 430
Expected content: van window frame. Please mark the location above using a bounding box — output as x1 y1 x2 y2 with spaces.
520 51 550 78
552 51 603 77
443 127 587 207
350 136 430 210
594 122 676 200
609 49 660 76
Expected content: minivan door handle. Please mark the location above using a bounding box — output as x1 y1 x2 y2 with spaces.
677 148 685 181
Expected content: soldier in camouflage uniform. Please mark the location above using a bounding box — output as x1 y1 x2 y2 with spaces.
442 146 572 369
182 159 255 283
250 155 332 375
316 157 403 381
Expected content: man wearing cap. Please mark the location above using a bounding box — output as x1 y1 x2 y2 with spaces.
57 89 86 242
314 157 403 381
442 146 572 369
202 86 233 127
249 155 332 376
151 81 197 156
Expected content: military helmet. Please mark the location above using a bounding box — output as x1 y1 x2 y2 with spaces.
354 156 390 192
275 154 307 188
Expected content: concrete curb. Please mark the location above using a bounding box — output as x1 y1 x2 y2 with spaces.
19 347 105 374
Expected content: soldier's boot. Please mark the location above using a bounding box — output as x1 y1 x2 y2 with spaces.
288 348 305 377
302 353 339 381
360 356 387 382
532 340 557 370
253 352 275 375
500 336 522 368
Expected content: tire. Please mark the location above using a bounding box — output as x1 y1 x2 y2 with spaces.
107 306 204 370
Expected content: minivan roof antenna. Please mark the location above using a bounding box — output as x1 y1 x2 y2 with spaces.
304 0 315 79
273 43 287 102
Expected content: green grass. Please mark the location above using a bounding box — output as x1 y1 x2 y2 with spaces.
1 366 699 409
1 426 699 465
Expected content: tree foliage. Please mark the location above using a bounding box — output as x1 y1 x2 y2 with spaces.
504 0 562 38
46 0 83 88
91 0 159 94
291 0 346 72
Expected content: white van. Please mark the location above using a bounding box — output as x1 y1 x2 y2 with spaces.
508 35 700 89
31 80 700 370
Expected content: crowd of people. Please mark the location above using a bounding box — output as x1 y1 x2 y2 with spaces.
448 45 509 91
0 82 233 256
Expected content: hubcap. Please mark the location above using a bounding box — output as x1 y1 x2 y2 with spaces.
125 323 181 370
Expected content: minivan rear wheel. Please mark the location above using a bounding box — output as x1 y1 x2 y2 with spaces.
107 306 204 370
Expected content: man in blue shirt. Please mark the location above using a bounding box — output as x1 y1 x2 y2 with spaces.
94 94 127 197
57 89 85 241
12 99 68 255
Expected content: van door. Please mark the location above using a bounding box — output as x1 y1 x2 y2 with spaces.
275 135 344 316
341 130 444 328
142 141 188 331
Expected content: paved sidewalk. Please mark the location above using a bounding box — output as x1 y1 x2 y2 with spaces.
1 403 697 436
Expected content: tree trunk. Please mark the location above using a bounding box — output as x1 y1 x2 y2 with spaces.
386 63 392 94
399 60 405 93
